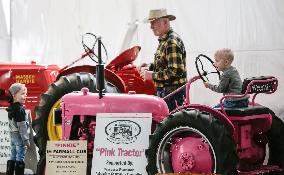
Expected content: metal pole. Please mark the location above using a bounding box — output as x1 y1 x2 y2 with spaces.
96 36 105 98
98 37 101 64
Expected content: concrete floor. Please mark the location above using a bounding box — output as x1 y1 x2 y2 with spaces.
0 169 34 175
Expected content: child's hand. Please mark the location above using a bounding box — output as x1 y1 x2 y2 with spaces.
203 81 209 88
24 140 30 148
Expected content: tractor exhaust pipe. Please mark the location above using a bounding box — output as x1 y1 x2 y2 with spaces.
96 37 105 98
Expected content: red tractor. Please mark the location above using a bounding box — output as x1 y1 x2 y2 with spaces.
34 37 284 175
0 41 153 121
0 61 60 119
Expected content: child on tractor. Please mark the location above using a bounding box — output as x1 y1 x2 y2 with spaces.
203 48 249 108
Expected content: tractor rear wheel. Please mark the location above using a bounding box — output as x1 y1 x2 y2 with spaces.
146 108 238 175
267 110 284 175
32 72 118 175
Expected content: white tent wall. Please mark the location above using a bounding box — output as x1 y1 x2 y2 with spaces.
3 0 284 117
0 0 10 61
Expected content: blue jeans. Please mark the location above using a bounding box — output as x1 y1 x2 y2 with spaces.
157 85 186 111
215 99 249 108
10 132 26 161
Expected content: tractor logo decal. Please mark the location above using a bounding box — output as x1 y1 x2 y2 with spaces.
15 74 36 84
105 120 141 144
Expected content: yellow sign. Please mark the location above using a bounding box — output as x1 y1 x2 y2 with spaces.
15 74 36 84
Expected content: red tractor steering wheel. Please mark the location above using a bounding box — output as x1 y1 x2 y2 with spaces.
82 33 108 64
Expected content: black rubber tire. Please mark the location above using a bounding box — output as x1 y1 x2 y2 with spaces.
267 110 284 175
32 72 118 175
146 108 238 175
36 154 46 175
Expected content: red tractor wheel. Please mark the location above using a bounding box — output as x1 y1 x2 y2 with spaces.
32 72 118 175
146 108 238 175
36 154 46 175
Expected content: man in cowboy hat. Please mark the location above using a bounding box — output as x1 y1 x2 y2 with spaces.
141 8 187 111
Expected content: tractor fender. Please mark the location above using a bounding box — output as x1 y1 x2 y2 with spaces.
56 65 126 93
178 104 235 136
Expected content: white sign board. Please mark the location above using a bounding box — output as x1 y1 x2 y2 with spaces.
46 140 87 175
92 113 152 175
0 108 38 173
0 109 32 163
0 108 10 164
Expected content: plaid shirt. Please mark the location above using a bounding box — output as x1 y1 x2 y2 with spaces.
151 29 187 88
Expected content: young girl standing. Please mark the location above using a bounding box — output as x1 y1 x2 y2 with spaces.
6 83 30 175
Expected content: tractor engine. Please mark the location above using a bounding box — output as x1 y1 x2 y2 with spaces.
0 61 60 119
57 87 169 154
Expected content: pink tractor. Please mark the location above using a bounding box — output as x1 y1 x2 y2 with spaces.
35 37 284 175
146 55 284 175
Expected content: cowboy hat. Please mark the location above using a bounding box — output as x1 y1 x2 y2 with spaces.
144 8 176 23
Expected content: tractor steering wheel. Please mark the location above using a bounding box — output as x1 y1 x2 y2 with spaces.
82 33 108 64
195 54 220 82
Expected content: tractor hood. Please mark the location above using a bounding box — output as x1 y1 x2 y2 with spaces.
106 46 141 71
61 88 168 122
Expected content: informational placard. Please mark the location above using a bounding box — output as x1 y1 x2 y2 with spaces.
92 113 152 175
0 108 10 164
0 109 38 173
46 140 87 175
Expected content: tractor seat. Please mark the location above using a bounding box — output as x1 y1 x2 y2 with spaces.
221 105 271 117
218 76 277 117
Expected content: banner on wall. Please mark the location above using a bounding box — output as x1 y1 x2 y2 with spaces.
92 113 152 175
